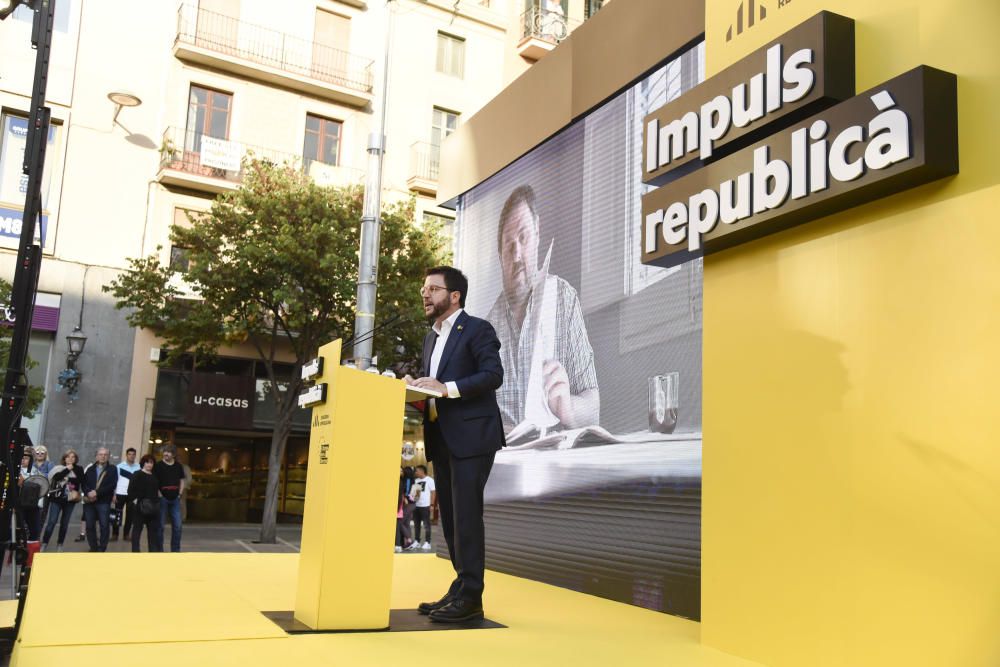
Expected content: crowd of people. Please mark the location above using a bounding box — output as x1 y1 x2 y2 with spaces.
396 465 437 553
16 443 189 554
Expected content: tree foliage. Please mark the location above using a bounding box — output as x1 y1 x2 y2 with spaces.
105 160 448 541
0 279 45 419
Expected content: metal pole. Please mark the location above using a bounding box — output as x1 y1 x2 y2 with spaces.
352 0 394 370
0 0 56 650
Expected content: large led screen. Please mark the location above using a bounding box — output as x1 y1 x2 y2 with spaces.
453 42 706 618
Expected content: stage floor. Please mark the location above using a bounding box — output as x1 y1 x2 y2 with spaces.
10 552 759 666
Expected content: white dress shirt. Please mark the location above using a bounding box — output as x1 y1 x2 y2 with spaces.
429 308 463 400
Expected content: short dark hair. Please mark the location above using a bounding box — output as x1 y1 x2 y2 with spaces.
416 465 428 474
139 454 156 467
497 185 539 253
126 447 137 454
425 266 468 308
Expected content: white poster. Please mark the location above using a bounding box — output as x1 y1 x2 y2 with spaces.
200 136 243 172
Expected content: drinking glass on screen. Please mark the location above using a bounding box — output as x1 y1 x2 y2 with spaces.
648 373 679 434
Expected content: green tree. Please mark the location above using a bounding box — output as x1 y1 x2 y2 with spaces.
105 160 448 542
0 279 45 420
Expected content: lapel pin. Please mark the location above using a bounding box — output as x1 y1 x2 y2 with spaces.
457 325 463 331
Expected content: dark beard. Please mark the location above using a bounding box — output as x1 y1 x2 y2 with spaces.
425 300 449 324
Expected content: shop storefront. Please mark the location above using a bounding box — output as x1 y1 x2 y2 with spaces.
152 353 429 522
150 354 311 523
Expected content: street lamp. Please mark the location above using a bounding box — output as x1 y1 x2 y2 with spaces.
57 326 87 399
107 91 142 124
66 325 87 360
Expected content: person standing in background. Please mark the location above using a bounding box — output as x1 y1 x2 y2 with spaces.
154 444 186 552
82 447 118 552
42 450 84 552
128 454 163 553
411 465 436 550
113 447 139 542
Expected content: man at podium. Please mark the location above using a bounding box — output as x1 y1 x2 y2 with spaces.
406 266 505 623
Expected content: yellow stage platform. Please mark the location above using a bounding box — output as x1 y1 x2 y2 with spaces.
9 552 758 667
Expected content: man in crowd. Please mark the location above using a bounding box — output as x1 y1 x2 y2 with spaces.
112 447 139 542
154 444 185 552
406 266 505 623
411 465 436 550
486 185 600 434
82 447 118 552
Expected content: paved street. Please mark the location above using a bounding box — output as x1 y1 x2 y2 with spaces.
0 521 436 602
0 523 297 602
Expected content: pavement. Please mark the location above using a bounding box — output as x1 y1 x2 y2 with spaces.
0 521 435 602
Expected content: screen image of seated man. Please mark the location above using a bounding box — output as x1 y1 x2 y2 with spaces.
486 185 600 433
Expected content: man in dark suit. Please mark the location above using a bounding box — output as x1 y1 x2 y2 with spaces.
406 266 505 623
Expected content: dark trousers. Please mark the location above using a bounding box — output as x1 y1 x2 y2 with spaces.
42 500 76 546
132 508 163 552
427 421 495 602
113 494 134 537
84 501 111 552
413 506 432 543
22 506 41 541
160 496 183 552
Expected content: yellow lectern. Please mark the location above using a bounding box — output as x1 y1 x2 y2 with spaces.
293 339 406 631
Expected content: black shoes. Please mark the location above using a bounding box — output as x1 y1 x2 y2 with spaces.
429 597 484 624
417 593 455 615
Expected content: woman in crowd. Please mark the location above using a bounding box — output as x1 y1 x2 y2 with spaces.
127 453 163 552
33 445 53 477
41 449 84 552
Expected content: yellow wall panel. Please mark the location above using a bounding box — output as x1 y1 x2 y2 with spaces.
700 0 1000 664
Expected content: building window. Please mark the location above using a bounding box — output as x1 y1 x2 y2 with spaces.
0 112 63 250
436 32 465 78
303 114 342 167
169 246 191 273
185 85 232 153
431 107 460 151
12 0 72 32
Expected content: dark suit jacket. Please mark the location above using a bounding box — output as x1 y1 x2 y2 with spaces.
82 463 119 503
422 310 505 460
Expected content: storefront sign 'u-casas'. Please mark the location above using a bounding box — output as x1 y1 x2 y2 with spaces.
186 372 255 429
640 11 959 269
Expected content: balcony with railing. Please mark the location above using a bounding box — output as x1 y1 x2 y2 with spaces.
157 126 364 194
518 6 581 61
173 4 374 107
407 142 441 196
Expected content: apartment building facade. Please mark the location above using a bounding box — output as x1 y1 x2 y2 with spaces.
0 0 508 521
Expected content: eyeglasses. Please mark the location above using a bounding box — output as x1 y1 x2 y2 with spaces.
419 285 451 296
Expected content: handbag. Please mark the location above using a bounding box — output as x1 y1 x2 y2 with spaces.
138 498 159 518
82 467 108 504
66 488 81 503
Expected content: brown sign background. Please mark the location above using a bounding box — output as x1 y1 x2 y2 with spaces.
186 373 255 429
643 11 856 186
641 66 959 268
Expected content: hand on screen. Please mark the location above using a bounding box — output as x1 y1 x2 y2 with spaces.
543 359 571 424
